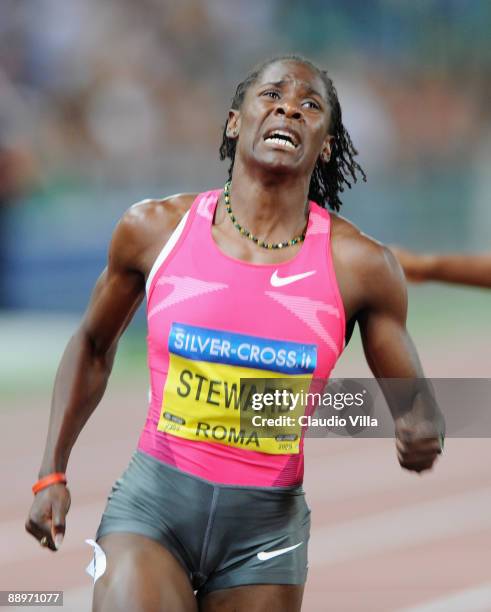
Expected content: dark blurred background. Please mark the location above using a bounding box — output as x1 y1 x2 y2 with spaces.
1 0 489 312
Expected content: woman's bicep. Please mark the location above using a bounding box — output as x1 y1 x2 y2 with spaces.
358 245 424 379
80 266 144 355
80 213 146 354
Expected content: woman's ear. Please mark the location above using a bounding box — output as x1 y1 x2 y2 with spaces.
321 135 334 162
226 109 240 138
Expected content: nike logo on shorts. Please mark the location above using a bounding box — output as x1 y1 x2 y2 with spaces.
257 542 303 561
270 270 316 287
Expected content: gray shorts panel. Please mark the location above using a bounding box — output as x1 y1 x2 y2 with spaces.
95 450 310 593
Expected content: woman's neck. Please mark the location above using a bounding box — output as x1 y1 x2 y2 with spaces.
224 161 310 241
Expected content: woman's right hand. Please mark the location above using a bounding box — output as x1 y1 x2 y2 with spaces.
25 484 71 551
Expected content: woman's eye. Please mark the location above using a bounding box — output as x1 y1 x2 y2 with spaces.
303 100 320 110
263 90 280 99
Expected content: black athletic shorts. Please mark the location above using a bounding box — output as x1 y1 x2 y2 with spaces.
95 450 311 595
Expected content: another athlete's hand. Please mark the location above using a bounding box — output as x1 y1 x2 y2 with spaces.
395 420 443 473
389 246 433 283
25 484 71 551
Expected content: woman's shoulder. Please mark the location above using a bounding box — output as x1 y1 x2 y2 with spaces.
125 192 199 228
329 213 402 282
109 193 200 275
119 192 200 240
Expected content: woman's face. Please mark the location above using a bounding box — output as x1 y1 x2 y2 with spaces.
228 60 333 178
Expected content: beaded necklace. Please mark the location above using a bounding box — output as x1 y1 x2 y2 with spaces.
223 181 307 250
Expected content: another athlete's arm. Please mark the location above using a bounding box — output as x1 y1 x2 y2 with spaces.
390 246 491 288
357 244 445 473
25 202 168 551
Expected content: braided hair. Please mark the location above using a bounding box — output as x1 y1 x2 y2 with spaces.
219 55 366 211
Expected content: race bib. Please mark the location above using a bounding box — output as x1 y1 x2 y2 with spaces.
157 323 317 454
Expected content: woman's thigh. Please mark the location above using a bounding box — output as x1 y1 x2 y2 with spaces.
199 584 305 612
92 533 197 612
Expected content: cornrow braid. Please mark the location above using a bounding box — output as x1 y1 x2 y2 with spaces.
219 55 366 211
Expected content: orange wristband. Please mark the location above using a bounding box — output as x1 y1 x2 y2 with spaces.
32 473 67 495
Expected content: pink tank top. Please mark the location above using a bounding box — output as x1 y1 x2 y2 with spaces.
137 190 345 486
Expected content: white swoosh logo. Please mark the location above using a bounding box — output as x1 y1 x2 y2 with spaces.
270 270 316 287
257 542 303 561
85 539 107 583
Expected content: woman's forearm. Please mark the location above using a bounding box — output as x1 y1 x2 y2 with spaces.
392 246 491 287
425 253 491 287
38 328 116 478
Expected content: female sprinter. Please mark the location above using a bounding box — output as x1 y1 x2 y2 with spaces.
26 56 444 612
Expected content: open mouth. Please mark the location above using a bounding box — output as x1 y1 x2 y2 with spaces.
263 129 299 150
